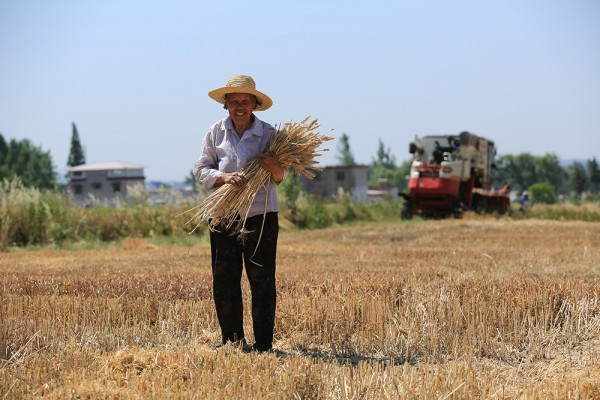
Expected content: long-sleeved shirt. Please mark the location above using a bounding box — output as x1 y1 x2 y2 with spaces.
193 115 279 218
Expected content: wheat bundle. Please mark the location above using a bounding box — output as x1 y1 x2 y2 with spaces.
188 116 333 236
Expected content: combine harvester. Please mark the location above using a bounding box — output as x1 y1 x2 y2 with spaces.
400 131 510 219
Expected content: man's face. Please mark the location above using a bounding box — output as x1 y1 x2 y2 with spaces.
225 93 256 128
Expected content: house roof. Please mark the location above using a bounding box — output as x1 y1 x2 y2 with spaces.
68 161 145 172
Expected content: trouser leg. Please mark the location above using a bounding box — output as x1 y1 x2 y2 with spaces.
243 213 278 350
210 228 245 344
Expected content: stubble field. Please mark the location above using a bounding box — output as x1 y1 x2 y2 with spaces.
1 218 599 399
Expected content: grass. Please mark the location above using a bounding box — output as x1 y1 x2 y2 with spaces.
1 219 599 398
519 202 600 221
3 176 600 250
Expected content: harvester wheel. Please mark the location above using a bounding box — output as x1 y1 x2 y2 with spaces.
400 204 412 220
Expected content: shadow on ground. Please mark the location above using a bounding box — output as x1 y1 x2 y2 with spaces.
272 347 415 367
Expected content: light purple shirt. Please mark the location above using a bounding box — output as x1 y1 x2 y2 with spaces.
193 116 279 218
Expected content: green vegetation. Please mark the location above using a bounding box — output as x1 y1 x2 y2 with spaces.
2 175 599 250
67 122 86 167
368 139 410 189
495 153 600 198
528 181 557 204
0 133 57 189
518 202 600 221
0 178 202 250
1 129 598 250
335 133 356 166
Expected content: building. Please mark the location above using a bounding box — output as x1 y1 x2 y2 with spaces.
67 161 145 205
299 165 369 201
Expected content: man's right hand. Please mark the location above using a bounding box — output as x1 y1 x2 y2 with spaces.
216 171 246 188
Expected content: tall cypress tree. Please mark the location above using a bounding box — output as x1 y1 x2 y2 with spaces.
67 122 85 167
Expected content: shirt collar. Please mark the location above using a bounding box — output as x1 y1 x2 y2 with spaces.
224 115 264 137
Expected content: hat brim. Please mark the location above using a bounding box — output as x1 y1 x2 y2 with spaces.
208 87 272 111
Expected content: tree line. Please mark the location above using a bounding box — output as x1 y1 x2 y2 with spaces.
0 123 85 190
494 153 600 199
1 129 598 201
0 134 56 189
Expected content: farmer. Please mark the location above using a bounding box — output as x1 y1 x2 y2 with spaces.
193 75 285 352
518 191 530 213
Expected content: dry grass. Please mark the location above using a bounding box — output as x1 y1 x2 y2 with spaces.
1 219 599 399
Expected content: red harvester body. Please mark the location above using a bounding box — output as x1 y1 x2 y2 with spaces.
401 131 510 219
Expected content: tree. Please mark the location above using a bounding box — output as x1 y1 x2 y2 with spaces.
372 138 396 169
588 157 600 194
495 152 568 194
534 153 566 194
67 122 85 167
0 135 57 189
277 172 304 219
528 182 557 204
0 134 9 179
369 139 404 188
397 159 412 188
568 162 588 197
335 133 356 166
0 134 7 164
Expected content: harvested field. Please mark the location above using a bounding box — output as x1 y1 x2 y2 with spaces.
1 219 599 399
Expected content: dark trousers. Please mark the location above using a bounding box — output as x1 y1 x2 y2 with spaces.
209 212 278 349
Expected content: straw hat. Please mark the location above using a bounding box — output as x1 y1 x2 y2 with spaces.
208 75 273 111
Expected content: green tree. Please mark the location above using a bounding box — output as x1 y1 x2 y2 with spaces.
397 159 412 189
276 172 304 219
568 162 588 197
495 152 569 194
369 139 404 188
516 153 535 189
528 182 557 204
335 133 356 166
0 134 8 178
67 122 86 167
534 153 566 194
373 138 396 169
0 136 9 180
588 157 600 194
0 134 7 163
0 136 56 189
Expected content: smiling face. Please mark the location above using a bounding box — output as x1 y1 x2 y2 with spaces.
225 93 257 131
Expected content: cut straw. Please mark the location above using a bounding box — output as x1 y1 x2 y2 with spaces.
187 116 333 237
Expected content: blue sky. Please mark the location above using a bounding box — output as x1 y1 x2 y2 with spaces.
1 0 598 181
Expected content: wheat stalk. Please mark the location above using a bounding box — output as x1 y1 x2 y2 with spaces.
187 116 333 236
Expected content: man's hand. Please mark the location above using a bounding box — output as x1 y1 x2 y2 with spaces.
259 154 285 183
216 171 246 188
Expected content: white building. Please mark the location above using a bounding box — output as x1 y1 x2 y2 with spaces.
67 161 145 205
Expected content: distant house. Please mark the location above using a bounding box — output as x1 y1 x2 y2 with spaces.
67 161 145 205
298 165 369 201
